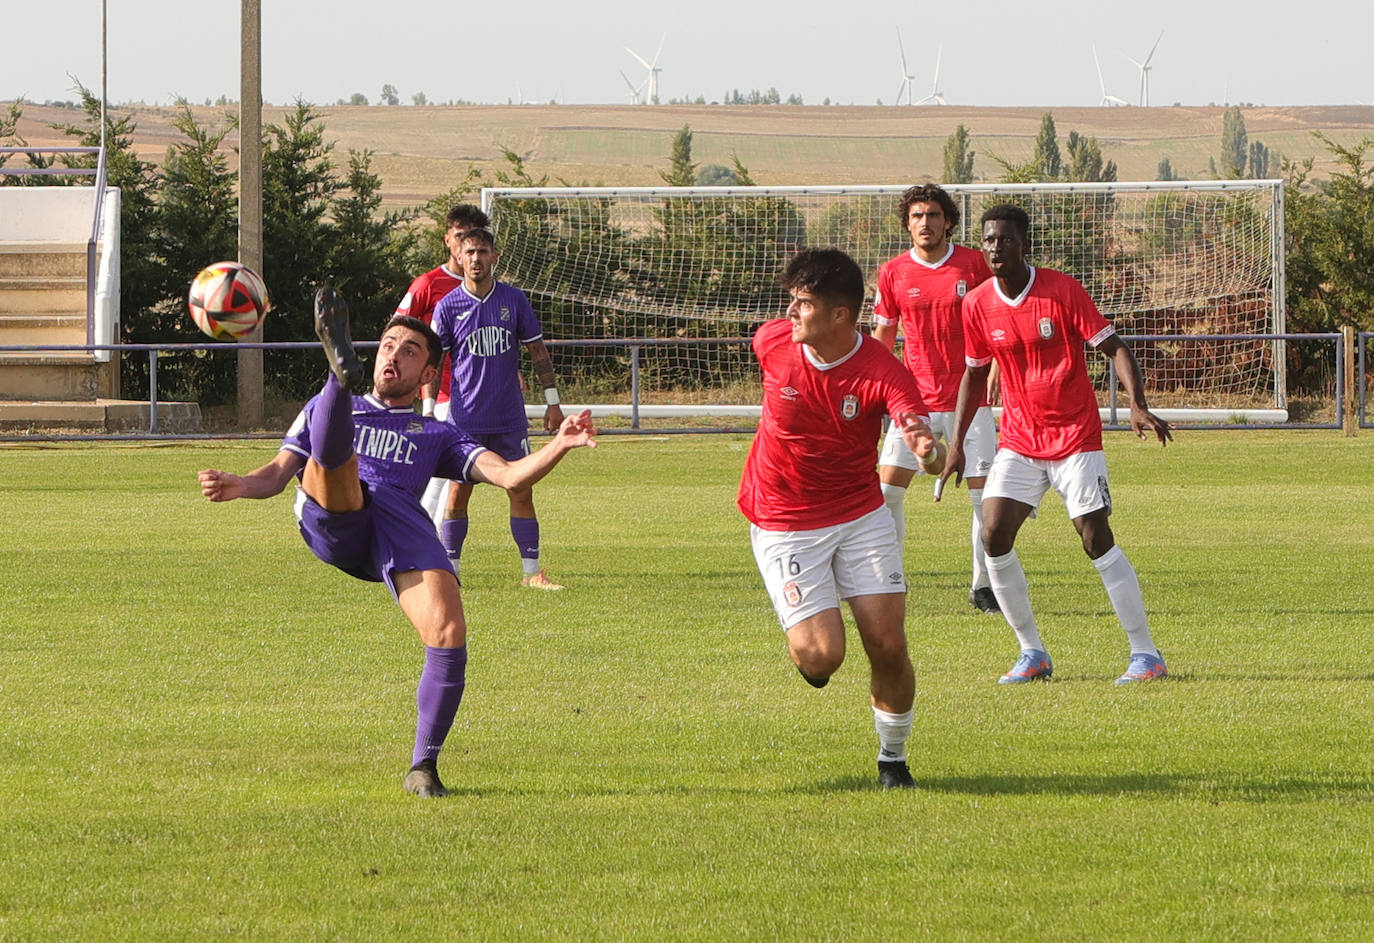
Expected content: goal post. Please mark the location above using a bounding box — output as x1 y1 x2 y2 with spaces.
483 180 1286 418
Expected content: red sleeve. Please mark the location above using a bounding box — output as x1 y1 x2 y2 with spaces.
872 261 896 324
1063 276 1114 347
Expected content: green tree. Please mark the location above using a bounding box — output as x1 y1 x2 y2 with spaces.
348 92 368 106
1157 156 1176 181
1248 140 1271 178
942 124 975 184
327 149 421 322
1033 112 1062 181
1064 130 1117 182
412 91 428 106
697 163 739 186
1220 106 1247 177
660 124 696 186
380 84 400 106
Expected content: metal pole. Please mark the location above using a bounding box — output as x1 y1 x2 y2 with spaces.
148 350 159 434
99 0 107 158
1107 359 1118 425
630 345 641 430
236 0 265 429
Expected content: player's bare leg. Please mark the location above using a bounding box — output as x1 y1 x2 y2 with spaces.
849 592 916 789
300 290 365 512
395 568 469 798
784 609 847 688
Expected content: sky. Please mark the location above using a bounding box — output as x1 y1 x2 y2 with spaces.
5 0 1373 110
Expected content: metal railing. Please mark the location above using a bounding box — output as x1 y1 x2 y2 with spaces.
0 332 1361 439
0 146 109 346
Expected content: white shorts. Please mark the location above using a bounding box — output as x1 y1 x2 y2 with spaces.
750 506 906 631
984 448 1112 520
420 400 454 528
879 408 997 484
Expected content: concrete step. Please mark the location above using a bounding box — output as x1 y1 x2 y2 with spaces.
0 314 88 346
0 356 112 399
0 399 202 434
0 242 93 278
0 282 88 315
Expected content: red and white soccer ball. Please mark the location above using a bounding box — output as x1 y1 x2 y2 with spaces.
187 261 270 341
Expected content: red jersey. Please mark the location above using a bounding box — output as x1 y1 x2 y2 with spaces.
394 264 462 403
873 244 991 411
961 267 1116 461
738 319 929 531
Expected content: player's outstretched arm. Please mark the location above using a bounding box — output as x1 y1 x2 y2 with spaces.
894 412 945 474
472 409 597 492
198 451 305 502
1101 336 1173 446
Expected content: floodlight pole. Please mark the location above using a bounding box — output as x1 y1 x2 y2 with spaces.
237 0 264 428
99 0 107 155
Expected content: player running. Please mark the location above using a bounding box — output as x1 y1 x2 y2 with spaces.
426 228 568 590
198 291 597 797
739 248 940 789
936 203 1172 685
871 184 999 613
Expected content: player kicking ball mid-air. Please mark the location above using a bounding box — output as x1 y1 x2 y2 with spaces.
739 248 941 790
936 203 1172 685
197 291 597 797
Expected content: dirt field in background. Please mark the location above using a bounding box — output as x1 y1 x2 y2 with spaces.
10 102 1374 210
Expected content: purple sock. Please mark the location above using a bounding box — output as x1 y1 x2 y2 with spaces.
511 516 540 565
441 518 469 562
309 374 355 470
412 645 467 767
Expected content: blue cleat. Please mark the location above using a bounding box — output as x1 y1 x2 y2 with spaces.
999 649 1053 684
1115 650 1168 685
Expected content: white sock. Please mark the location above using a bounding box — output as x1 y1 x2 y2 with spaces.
521 557 541 577
880 482 906 546
873 706 913 763
969 488 989 591
1092 545 1158 656
986 549 1045 653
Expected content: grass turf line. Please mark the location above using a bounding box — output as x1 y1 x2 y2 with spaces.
0 430 1372 941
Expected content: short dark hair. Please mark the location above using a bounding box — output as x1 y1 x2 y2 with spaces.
980 203 1031 239
445 203 490 232
898 183 960 234
382 314 443 368
780 248 865 317
458 228 496 251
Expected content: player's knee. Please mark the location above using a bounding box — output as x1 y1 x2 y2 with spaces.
424 617 467 649
864 630 909 670
789 636 843 680
983 525 1014 557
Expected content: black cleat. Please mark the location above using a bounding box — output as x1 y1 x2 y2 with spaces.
314 286 364 388
878 759 916 790
403 759 449 798
798 667 830 689
969 587 1001 614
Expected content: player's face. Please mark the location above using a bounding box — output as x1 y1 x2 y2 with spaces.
981 219 1029 278
907 201 950 253
786 288 846 346
461 241 497 285
443 226 470 269
373 326 437 400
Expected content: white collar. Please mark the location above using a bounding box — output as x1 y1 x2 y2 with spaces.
993 266 1037 307
803 331 863 371
908 243 954 270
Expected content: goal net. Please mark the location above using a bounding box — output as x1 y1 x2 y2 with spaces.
483 181 1285 414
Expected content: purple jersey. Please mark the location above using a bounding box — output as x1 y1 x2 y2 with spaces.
280 392 486 497
431 280 543 434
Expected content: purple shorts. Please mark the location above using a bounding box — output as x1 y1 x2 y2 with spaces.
467 429 530 463
294 481 453 598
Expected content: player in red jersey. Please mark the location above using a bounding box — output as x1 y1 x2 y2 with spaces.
937 204 1173 686
739 248 939 789
871 184 1000 614
393 204 491 526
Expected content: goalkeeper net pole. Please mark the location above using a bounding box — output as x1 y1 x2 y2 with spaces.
483 180 1286 420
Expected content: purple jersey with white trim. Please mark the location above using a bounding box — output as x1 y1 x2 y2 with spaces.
431 280 543 434
280 392 486 497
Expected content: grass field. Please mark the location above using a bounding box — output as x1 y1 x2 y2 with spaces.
2 430 1373 940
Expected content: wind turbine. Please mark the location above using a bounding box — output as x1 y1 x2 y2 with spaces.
625 36 664 105
1126 30 1164 107
1094 46 1128 106
895 30 917 106
618 69 646 105
914 45 947 105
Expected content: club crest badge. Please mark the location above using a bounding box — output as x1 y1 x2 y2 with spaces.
956 280 968 297
841 394 859 420
1038 317 1055 339
784 581 803 607
406 419 424 434
500 306 512 322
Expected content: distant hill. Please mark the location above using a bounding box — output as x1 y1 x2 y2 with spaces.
10 102 1374 211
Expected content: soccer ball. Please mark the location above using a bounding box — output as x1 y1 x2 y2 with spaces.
187 262 270 341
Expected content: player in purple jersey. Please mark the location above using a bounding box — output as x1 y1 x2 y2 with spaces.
426 228 568 590
198 292 597 798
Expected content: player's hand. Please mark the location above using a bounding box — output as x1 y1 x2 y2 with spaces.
1131 405 1173 446
556 409 597 449
934 444 966 502
543 403 565 435
198 468 245 502
895 413 942 469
